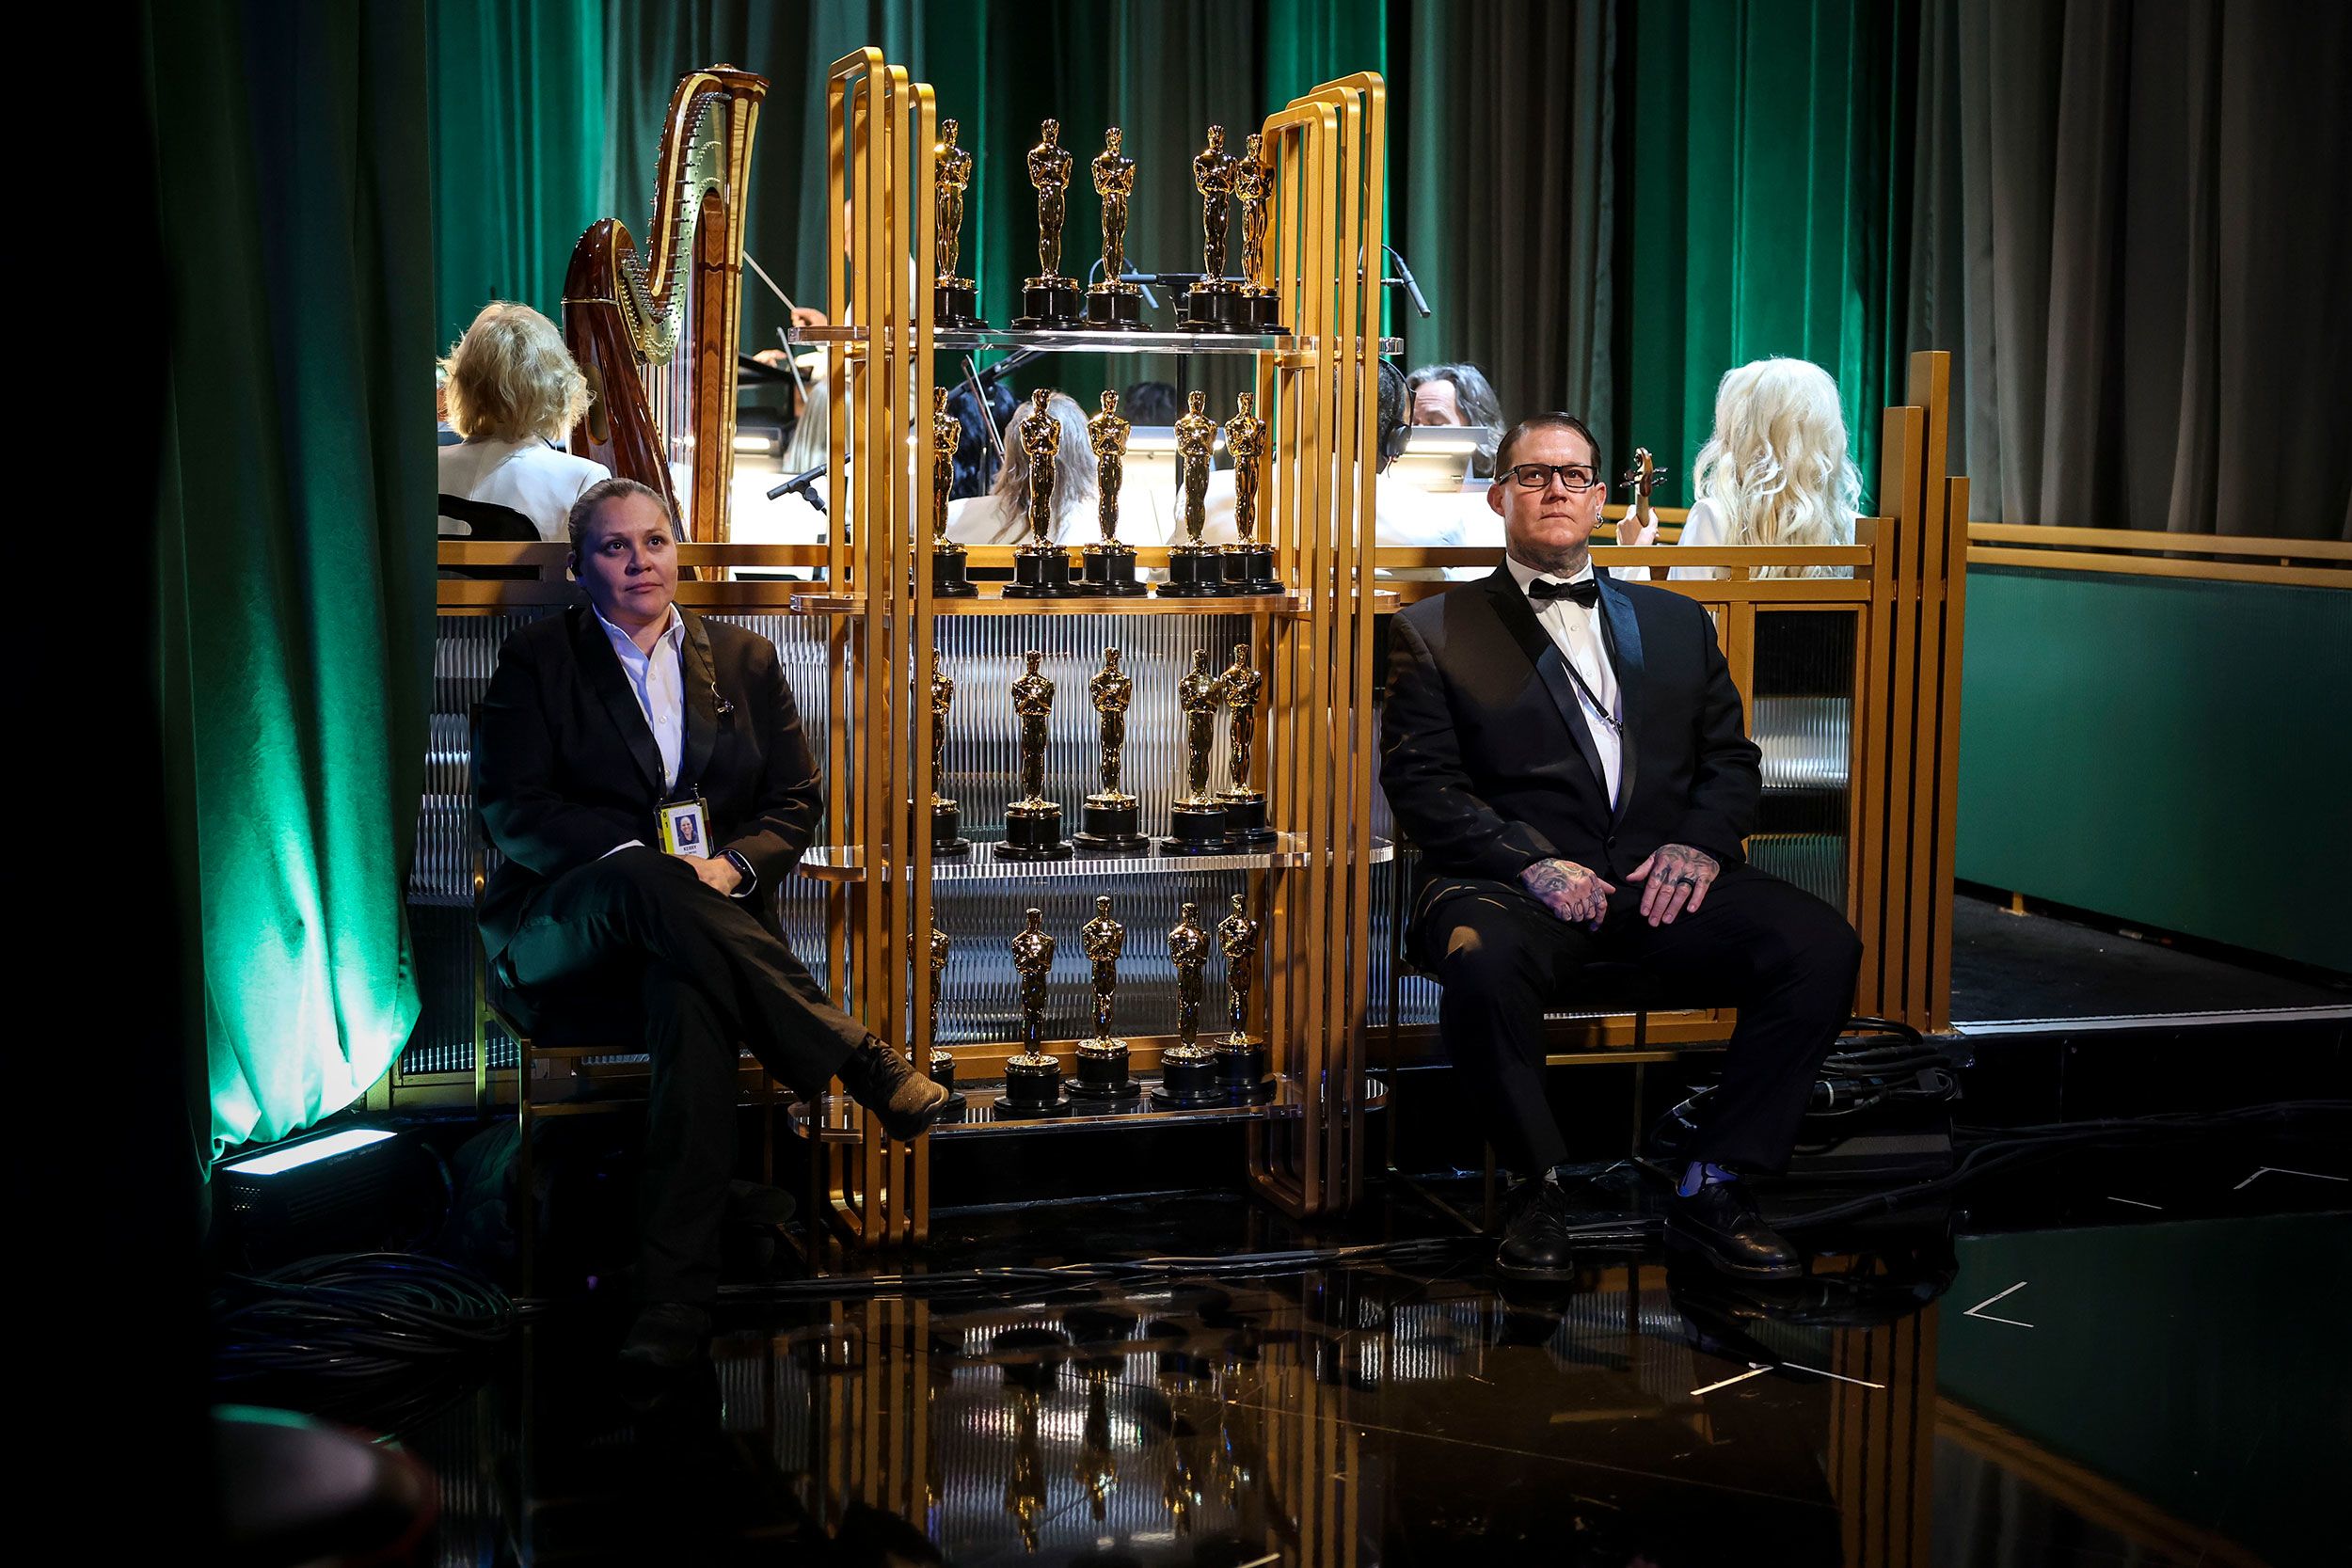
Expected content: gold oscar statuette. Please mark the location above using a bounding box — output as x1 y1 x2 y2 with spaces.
1216 641 1273 843
1074 646 1148 852
1086 126 1142 329
929 648 971 854
1015 119 1082 327
1220 390 1276 593
995 651 1073 861
1158 390 1224 596
1075 390 1145 594
1154 900 1221 1104
1001 908 1066 1114
934 118 974 289
1233 132 1273 294
1193 124 1235 280
1162 647 1232 852
1004 389 1077 597
1070 895 1138 1099
929 387 977 597
1214 892 1268 1092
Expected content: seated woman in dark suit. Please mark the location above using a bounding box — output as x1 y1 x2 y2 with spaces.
475 477 948 1368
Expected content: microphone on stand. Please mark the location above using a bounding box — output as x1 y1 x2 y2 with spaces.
766 465 827 513
1380 244 1432 318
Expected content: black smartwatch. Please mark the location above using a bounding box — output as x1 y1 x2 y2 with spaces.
721 849 756 895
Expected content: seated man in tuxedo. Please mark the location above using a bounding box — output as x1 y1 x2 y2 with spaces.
1381 414 1862 1281
475 477 949 1365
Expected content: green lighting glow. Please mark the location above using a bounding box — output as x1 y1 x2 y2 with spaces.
221 1128 396 1177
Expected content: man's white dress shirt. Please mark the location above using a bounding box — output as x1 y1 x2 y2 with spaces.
1503 554 1623 807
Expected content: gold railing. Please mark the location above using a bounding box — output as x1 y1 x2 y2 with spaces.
1966 523 2350 588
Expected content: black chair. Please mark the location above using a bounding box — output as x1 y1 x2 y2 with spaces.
1379 840 1725 1232
438 493 542 581
466 706 777 1294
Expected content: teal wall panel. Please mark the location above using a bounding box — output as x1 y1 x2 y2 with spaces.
1956 569 2350 973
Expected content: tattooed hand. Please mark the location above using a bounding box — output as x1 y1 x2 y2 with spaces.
1518 857 1615 928
1625 843 1719 926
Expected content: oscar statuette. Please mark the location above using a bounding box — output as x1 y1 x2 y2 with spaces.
1212 893 1270 1095
932 118 986 328
1001 388 1077 597
1013 119 1082 328
930 387 977 597
929 650 972 856
1214 642 1276 845
1073 648 1149 852
1069 896 1142 1100
1153 901 1223 1106
1076 390 1146 594
1218 391 1278 594
1000 908 1068 1116
927 922 967 1116
1232 132 1283 331
1085 127 1143 329
1157 390 1225 596
995 651 1074 861
1181 125 1242 331
1161 648 1232 853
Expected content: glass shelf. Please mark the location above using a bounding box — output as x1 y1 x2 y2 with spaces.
796 832 1394 884
787 325 1405 356
790 587 1299 617
787 588 1394 618
787 1073 1384 1141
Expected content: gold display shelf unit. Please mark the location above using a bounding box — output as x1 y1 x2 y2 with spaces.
805 49 1391 1253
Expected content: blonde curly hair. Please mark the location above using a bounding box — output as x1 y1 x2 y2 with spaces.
441 301 591 444
1691 357 1861 578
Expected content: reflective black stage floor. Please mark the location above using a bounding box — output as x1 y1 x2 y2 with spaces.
358 1119 2347 1568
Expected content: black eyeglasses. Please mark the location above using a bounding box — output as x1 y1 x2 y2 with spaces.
1500 463 1603 493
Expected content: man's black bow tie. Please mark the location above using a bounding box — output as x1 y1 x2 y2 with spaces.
1527 577 1600 607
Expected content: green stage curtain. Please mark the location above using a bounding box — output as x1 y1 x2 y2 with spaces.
429 0 608 350
149 0 438 1159
1617 0 1914 511
1907 0 2352 536
1396 0 1615 456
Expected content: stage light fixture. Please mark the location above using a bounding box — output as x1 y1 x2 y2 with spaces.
216 1124 433 1267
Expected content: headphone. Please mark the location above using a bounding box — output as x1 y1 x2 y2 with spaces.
1377 361 1412 463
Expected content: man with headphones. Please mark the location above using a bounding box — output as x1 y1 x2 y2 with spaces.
473 477 951 1371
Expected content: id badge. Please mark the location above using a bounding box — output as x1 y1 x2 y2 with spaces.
657 796 711 858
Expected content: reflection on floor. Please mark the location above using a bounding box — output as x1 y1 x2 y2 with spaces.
363 1119 2349 1568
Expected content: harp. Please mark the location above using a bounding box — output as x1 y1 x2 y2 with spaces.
564 66 767 543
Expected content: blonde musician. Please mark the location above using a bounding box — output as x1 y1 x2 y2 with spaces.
437 302 610 542
1618 356 1860 581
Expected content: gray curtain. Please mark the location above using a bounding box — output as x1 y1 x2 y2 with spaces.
1909 0 2352 538
1397 0 1614 457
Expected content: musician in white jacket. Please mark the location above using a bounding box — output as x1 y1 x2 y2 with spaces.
437 302 611 542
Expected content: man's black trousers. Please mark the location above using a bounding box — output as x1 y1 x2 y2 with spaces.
499 847 866 1305
1414 865 1863 1176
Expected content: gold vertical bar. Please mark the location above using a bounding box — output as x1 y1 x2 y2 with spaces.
909 81 939 1246
1901 351 1950 1030
1930 473 1970 1031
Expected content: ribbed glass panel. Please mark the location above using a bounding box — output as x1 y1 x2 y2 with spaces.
1746 611 1856 911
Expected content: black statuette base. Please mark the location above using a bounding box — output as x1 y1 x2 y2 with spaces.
1069 1041 1142 1100
1212 1038 1270 1097
935 280 987 330
1084 287 1144 328
928 1050 969 1119
1157 546 1230 597
1002 547 1078 598
1161 801 1232 856
998 1054 1070 1117
1013 277 1084 329
1243 290 1285 334
931 548 979 598
1073 798 1148 855
1074 545 1149 596
1182 281 1246 332
1216 793 1275 846
1152 1049 1228 1108
1222 546 1280 596
931 800 973 858
995 804 1073 862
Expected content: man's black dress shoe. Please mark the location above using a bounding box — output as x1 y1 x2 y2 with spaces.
1493 1179 1580 1281
836 1036 952 1140
1664 1180 1804 1280
620 1302 713 1371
